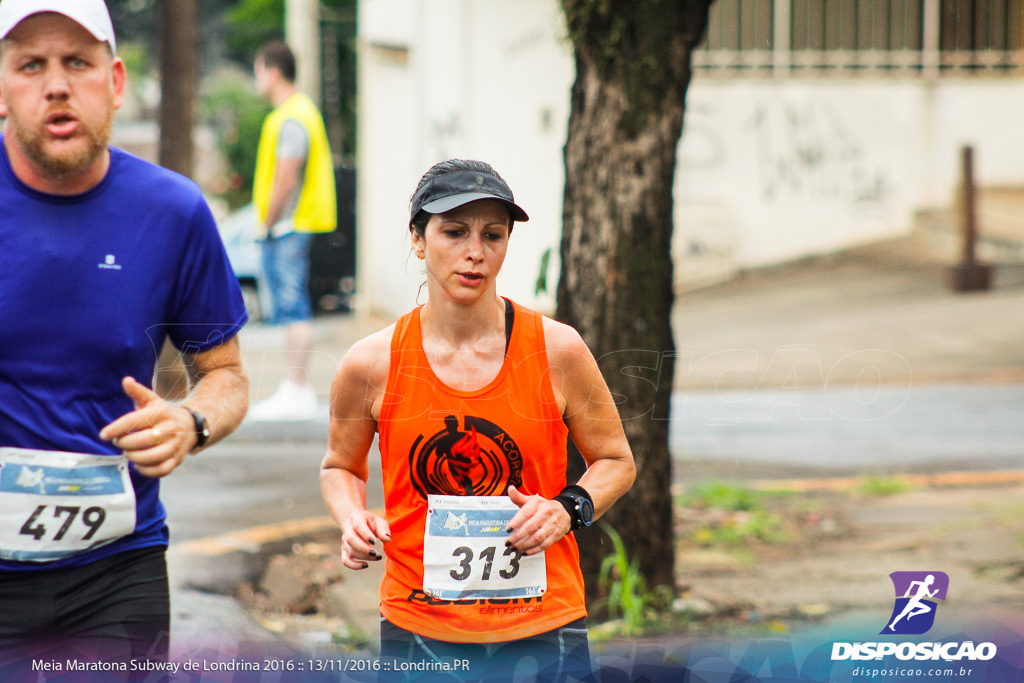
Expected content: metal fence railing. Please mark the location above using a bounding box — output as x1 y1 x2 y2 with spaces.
695 0 1024 79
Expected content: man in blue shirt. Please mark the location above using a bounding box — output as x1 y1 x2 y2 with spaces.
0 0 249 669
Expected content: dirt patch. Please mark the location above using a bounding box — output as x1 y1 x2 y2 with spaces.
671 481 1024 633
236 540 371 651
239 482 1024 648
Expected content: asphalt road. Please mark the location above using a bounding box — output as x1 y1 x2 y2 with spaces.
161 425 388 545
158 382 1021 654
162 382 1022 550
161 423 383 649
671 384 1024 476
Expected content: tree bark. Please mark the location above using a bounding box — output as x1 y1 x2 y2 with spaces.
556 0 712 603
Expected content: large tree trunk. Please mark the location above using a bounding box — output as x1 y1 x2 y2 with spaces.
556 1 712 604
155 0 198 400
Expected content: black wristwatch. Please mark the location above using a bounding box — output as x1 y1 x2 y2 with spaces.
184 407 210 451
554 485 594 531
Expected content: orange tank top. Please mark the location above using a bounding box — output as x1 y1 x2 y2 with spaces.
377 299 585 642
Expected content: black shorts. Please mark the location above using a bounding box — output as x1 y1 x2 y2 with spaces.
0 545 170 676
379 616 592 683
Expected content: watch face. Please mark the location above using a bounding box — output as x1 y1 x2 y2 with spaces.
579 497 594 525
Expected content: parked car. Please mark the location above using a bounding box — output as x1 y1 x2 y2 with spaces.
217 167 356 322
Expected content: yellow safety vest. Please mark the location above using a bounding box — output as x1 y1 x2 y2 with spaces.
253 92 337 233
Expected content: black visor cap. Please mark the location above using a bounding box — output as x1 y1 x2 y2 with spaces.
410 170 529 223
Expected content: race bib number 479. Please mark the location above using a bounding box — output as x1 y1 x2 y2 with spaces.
423 495 546 601
0 448 136 562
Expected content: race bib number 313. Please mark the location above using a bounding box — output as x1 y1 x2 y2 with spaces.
423 495 546 601
0 448 136 562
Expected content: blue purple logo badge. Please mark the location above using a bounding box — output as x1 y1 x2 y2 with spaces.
881 571 949 635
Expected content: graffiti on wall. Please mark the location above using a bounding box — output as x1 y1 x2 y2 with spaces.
751 100 893 214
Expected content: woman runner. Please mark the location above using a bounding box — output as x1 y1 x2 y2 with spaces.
320 159 635 681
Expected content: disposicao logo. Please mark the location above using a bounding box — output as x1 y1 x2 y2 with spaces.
831 570 997 663
882 571 949 635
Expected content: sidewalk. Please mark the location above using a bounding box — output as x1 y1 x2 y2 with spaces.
240 313 390 406
672 232 1024 390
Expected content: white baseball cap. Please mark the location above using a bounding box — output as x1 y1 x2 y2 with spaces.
0 0 117 54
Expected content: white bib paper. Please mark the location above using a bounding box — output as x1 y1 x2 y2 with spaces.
0 448 136 562
423 495 546 601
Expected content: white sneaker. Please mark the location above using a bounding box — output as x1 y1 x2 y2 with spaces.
249 380 320 421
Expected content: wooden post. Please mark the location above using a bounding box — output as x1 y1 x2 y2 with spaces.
158 0 197 179
950 145 993 292
155 0 199 399
961 146 977 262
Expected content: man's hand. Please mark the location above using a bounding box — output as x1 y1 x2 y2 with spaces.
99 376 198 478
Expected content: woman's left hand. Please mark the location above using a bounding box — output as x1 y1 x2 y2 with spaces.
505 485 572 556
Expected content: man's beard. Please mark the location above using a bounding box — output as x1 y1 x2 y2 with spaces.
6 107 113 180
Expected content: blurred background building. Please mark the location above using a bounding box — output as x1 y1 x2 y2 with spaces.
6 1 1017 321
356 0 1024 318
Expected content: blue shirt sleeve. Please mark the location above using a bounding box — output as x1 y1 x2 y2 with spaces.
165 196 249 354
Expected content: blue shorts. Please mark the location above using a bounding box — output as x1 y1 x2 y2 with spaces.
260 231 314 325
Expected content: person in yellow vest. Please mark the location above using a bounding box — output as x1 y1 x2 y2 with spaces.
250 41 336 421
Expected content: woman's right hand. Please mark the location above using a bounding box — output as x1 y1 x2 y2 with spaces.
341 510 392 570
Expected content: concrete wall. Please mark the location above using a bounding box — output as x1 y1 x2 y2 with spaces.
673 81 1024 288
357 0 1024 318
357 0 571 318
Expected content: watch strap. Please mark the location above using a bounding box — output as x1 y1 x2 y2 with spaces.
183 407 210 450
554 484 594 531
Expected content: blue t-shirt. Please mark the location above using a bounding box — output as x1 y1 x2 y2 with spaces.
0 137 249 571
